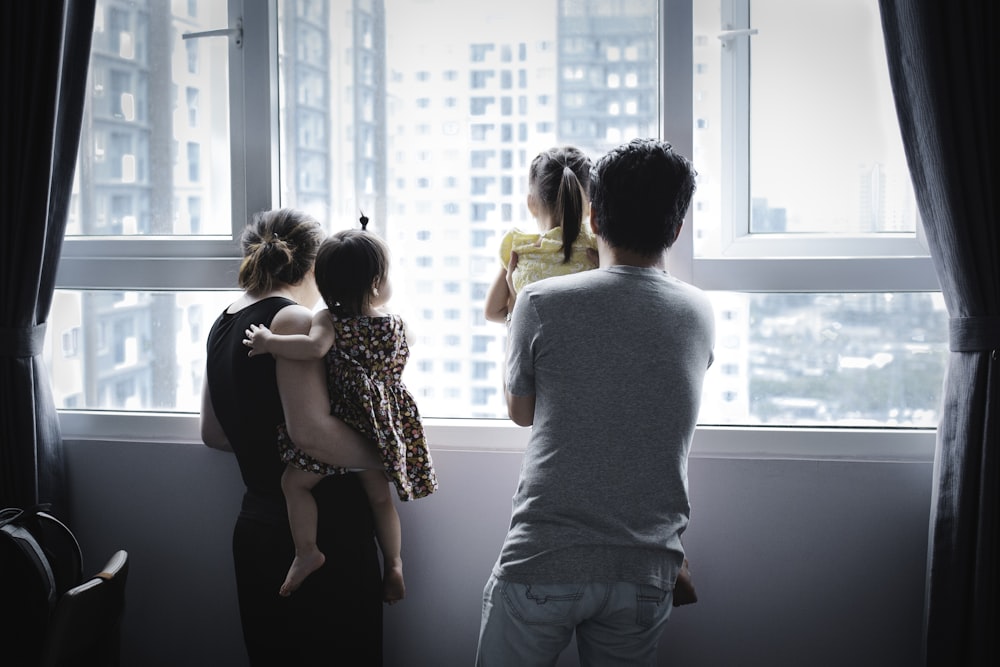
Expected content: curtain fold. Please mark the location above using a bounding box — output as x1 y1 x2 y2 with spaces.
0 1 96 510
879 1 999 665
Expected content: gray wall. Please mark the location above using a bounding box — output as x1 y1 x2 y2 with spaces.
63 439 932 667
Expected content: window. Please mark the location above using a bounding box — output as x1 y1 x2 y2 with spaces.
471 43 494 62
471 71 495 89
185 38 198 74
470 97 496 115
186 87 199 127
55 0 944 454
186 142 200 182
680 0 941 428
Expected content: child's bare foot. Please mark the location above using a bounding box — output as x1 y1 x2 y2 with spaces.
279 550 326 597
383 563 405 605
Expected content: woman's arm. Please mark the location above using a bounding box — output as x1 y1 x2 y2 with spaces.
273 304 382 469
200 374 233 451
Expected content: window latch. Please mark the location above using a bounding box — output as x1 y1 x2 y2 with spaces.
183 18 243 48
718 28 759 49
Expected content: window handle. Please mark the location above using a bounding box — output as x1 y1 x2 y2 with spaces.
183 19 243 48
718 28 759 47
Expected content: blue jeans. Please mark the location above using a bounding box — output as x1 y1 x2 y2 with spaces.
475 574 673 666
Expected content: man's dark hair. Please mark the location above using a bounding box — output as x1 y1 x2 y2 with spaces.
589 138 697 257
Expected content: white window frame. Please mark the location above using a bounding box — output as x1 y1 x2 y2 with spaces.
56 0 937 463
57 0 261 292
669 0 938 293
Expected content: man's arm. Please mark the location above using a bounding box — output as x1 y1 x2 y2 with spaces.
273 304 382 469
504 291 536 426
506 390 535 427
484 267 513 323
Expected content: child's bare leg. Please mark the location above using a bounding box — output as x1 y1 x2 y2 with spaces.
280 465 326 597
359 470 405 604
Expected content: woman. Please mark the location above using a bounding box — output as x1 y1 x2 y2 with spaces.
200 208 384 665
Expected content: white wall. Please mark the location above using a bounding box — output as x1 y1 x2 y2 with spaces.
63 437 932 667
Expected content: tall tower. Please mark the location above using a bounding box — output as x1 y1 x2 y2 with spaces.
280 0 388 230
557 0 659 159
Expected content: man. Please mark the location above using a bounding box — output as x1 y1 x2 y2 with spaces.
476 138 715 666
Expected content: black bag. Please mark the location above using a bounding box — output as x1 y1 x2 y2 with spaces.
0 506 84 659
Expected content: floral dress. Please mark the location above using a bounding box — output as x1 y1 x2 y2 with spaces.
278 314 438 501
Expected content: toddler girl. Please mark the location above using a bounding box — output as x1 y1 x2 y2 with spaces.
484 145 598 323
244 226 437 600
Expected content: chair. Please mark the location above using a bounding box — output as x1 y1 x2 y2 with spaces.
38 550 129 667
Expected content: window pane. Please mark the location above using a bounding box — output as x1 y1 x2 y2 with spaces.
67 0 231 236
692 0 918 257
748 0 916 235
46 291 237 411
277 0 659 418
701 292 947 427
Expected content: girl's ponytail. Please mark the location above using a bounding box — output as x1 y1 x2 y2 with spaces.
554 166 585 263
529 146 593 264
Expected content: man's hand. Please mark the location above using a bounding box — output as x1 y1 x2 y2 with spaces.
504 251 519 311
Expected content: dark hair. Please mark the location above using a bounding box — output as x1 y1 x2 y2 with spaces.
589 138 697 257
529 146 592 262
314 229 391 317
238 208 324 293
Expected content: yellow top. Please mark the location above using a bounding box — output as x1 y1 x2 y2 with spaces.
499 225 598 294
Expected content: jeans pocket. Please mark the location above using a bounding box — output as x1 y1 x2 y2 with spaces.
635 583 669 628
500 581 583 626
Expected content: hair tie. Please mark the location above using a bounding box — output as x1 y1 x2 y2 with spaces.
359 211 369 231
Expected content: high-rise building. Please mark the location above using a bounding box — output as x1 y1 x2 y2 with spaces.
557 0 659 157
378 6 560 417
858 162 887 233
56 0 229 411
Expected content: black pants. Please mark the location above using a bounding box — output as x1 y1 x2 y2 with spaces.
233 475 382 666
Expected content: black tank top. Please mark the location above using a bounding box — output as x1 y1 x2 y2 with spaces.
205 297 295 508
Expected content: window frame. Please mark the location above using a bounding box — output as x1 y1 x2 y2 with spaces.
57 0 258 292
55 0 938 463
670 0 938 293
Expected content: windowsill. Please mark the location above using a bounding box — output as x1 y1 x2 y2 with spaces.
57 411 936 463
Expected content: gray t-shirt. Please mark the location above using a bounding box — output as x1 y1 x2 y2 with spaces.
495 265 715 591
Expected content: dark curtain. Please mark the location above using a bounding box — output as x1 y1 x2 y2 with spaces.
879 2 999 665
0 1 96 510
